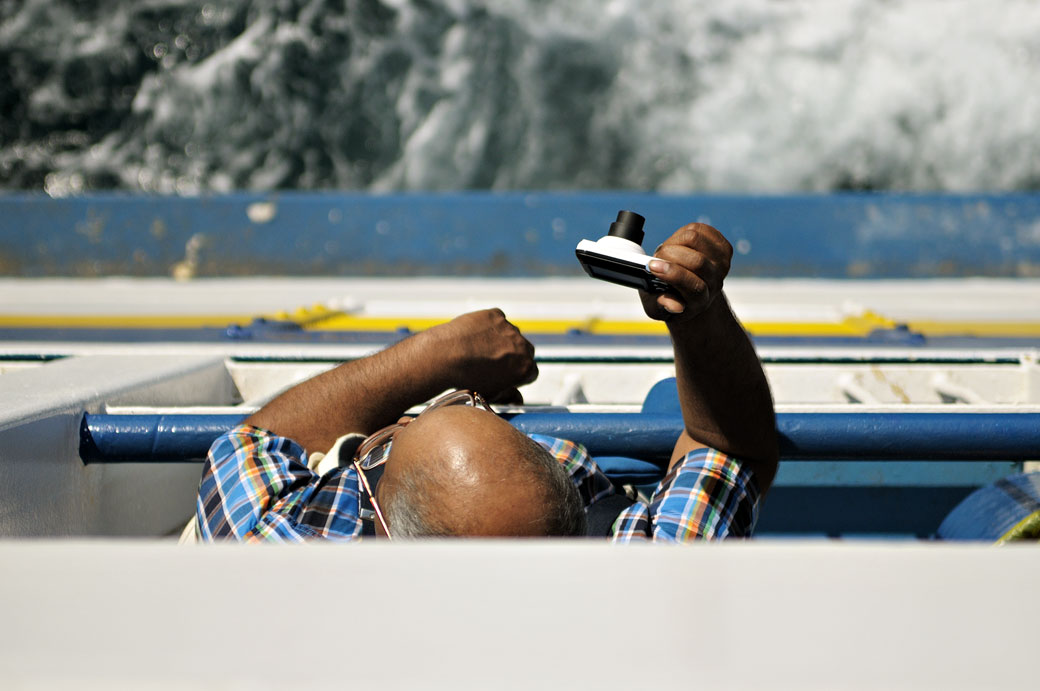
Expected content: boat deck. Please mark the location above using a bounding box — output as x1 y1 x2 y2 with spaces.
3 194 1040 688
1 276 1037 539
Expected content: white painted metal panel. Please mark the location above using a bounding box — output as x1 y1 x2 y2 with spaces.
1 540 1037 690
0 355 235 536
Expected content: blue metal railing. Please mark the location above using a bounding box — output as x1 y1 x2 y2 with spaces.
79 411 1040 465
78 409 1040 536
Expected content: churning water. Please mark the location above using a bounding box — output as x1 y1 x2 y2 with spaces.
3 0 1040 196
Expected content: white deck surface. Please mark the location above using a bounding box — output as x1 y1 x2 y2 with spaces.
4 276 1038 407
1 276 1038 323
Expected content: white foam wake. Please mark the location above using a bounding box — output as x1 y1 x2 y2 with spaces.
2 0 1037 194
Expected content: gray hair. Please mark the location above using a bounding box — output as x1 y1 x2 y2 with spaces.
379 465 451 538
380 435 587 538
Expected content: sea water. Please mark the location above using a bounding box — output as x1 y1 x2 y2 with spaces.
2 0 1039 196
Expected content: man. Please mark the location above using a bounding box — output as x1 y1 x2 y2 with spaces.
196 221 778 541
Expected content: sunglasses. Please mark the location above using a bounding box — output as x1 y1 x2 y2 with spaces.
351 389 494 539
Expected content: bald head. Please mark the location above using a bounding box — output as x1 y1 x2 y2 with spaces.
376 405 586 537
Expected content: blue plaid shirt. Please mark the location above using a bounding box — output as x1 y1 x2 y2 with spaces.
197 425 760 542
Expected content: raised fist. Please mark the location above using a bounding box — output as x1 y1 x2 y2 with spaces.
429 308 537 403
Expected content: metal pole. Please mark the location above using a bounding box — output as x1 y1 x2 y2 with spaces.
80 412 1040 464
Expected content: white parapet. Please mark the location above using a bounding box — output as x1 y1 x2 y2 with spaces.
0 354 236 536
0 539 1037 690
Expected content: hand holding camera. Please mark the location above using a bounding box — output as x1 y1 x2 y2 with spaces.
638 222 733 323
576 210 733 323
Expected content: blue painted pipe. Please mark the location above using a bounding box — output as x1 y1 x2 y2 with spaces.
79 413 245 464
79 412 1040 464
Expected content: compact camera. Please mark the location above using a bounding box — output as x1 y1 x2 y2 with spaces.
575 210 669 292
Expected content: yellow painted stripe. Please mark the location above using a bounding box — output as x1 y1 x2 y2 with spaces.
1 308 1038 338
906 320 1040 337
298 314 465 332
298 308 897 338
266 303 343 327
304 315 888 337
744 310 896 337
0 315 254 329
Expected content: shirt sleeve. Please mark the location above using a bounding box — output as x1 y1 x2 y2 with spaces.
644 447 761 542
528 434 617 508
196 425 359 542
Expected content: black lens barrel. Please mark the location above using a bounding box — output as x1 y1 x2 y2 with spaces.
607 210 645 245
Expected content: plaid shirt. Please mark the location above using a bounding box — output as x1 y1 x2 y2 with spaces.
197 425 760 542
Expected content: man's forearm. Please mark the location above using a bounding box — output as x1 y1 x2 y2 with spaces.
244 328 457 453
242 308 538 454
670 294 778 486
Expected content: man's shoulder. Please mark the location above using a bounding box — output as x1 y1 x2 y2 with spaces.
199 424 366 542
671 446 760 495
527 433 603 475
652 446 761 539
210 423 306 459
527 433 588 458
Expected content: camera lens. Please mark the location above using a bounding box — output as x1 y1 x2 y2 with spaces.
607 210 645 245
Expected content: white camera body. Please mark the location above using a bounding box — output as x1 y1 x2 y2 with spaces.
574 210 669 292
